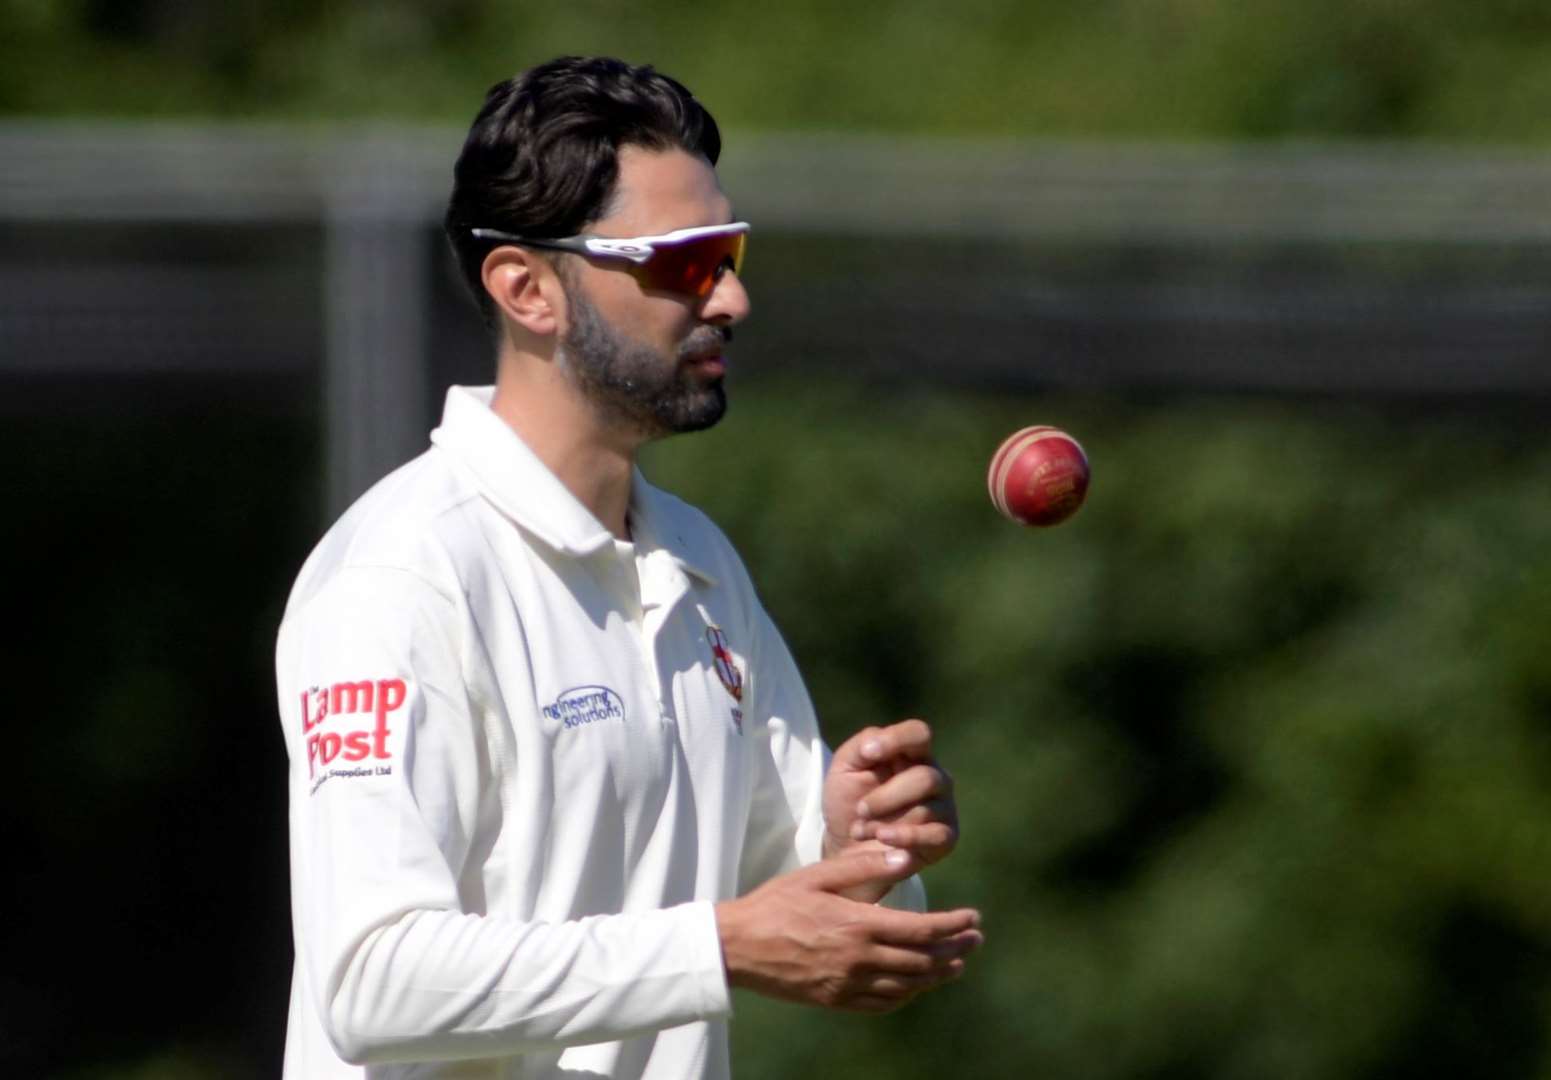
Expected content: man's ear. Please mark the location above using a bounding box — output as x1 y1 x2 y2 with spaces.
481 246 565 337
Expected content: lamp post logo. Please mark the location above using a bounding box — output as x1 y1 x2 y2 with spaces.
301 677 405 786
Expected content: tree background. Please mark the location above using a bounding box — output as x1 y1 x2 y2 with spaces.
3 3 1550 1077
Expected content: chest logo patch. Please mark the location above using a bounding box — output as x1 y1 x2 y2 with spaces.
706 625 744 703
545 685 626 729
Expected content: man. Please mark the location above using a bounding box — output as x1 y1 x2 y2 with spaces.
275 56 981 1079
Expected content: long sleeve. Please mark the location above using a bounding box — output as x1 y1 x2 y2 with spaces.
277 567 729 1067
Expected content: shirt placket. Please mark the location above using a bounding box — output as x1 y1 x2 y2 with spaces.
635 548 692 723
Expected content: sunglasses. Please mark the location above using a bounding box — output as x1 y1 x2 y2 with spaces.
471 221 750 298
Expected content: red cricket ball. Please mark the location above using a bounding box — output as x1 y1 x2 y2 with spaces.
987 425 1091 527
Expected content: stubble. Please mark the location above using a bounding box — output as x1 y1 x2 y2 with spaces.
556 280 729 439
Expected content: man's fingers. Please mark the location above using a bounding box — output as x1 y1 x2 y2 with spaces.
857 763 952 821
802 846 917 893
832 725 886 770
863 945 937 977
862 962 967 998
927 928 985 959
872 821 957 854
870 906 982 947
867 934 983 976
851 802 939 839
835 719 935 770
835 964 969 1014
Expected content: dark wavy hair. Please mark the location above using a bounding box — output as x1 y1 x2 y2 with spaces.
444 56 723 324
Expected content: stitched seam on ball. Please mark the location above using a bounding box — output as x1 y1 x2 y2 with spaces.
987 425 1051 514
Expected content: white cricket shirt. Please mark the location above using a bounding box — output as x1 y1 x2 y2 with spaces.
275 385 922 1079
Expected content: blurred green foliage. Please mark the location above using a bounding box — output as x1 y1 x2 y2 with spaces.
15 378 1549 1078
4 0 1551 139
2 396 314 1079
643 378 1551 1079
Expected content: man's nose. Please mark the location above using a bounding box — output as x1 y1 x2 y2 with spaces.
701 268 751 325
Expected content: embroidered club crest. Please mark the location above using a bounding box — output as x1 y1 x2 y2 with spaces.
706 625 743 703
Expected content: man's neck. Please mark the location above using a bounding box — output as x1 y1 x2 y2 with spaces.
489 359 640 542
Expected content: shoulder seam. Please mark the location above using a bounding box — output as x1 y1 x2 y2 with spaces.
330 562 459 608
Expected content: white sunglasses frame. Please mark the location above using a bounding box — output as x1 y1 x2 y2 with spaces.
470 221 751 267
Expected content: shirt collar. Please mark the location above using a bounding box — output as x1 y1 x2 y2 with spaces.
628 474 720 588
430 385 718 586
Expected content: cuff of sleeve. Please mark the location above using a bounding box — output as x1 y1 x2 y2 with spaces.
685 900 733 1019
794 812 826 869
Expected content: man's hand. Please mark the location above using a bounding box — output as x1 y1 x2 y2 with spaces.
716 848 983 1014
823 719 958 867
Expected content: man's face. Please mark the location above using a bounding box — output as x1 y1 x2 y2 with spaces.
552 146 751 440
556 273 729 436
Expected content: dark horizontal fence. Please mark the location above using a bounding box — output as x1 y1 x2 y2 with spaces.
8 124 1551 240
3 124 1549 506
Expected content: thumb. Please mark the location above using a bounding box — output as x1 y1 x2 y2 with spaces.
802 846 916 894
832 727 886 771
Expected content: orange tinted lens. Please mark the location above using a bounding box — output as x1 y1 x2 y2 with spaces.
638 232 746 296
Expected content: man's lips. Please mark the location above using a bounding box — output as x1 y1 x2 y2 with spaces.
686 353 726 376
682 334 727 371
682 328 731 365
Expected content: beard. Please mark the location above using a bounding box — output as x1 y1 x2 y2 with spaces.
555 282 729 439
